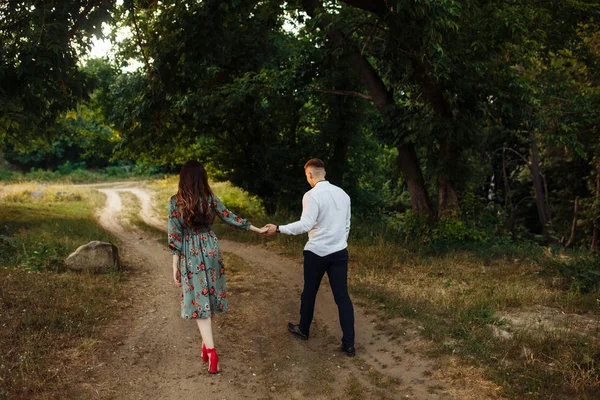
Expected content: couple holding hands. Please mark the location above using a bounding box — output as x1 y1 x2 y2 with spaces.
168 159 355 374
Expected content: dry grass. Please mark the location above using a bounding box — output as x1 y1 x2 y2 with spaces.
0 183 127 398
348 246 600 399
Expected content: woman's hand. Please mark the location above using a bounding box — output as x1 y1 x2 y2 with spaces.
249 224 268 234
173 265 181 287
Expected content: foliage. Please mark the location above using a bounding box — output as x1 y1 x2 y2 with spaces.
0 1 116 147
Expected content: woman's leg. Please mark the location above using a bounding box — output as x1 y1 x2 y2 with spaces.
196 316 215 348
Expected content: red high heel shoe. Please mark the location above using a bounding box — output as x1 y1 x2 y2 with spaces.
206 348 219 374
201 343 208 363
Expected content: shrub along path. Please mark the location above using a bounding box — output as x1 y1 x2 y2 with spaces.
63 184 492 400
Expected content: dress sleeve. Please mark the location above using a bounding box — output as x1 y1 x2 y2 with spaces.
168 196 184 255
212 196 251 230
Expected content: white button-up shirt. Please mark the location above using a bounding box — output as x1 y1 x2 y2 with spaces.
279 181 351 257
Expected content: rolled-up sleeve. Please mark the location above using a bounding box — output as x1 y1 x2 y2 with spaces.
279 193 318 235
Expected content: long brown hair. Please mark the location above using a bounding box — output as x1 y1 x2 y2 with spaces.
176 161 214 227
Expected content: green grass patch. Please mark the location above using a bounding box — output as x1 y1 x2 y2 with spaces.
0 184 126 398
0 188 114 271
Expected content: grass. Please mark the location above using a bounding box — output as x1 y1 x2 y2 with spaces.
347 248 599 398
151 178 600 398
0 183 127 399
0 161 164 184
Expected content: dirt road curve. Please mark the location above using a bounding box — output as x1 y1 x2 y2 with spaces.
64 185 463 400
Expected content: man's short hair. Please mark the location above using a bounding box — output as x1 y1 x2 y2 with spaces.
304 158 325 170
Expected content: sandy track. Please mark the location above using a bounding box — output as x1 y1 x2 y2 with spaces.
64 185 462 400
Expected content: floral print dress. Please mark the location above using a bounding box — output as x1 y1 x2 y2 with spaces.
168 195 251 319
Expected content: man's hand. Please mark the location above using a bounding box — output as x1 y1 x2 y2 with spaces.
173 266 181 287
262 223 278 236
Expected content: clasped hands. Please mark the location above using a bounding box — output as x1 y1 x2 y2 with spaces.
256 223 277 237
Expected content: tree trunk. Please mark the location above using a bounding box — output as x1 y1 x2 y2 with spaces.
407 55 460 217
438 142 459 216
397 143 435 216
302 0 434 218
328 134 350 186
502 149 515 233
529 131 551 238
592 160 600 252
565 196 579 248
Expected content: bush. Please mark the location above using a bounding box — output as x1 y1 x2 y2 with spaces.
56 161 87 175
432 215 490 244
212 181 266 219
24 168 59 181
383 210 432 245
553 255 600 294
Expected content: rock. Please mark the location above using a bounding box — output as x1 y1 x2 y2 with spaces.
65 241 121 273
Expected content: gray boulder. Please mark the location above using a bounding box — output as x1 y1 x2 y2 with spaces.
65 241 121 273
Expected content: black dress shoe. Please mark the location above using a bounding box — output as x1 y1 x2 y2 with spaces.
341 345 356 357
287 323 308 340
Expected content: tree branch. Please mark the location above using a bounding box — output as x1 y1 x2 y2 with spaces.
68 0 105 40
339 0 388 15
361 21 378 56
129 2 153 88
316 89 372 100
303 0 394 111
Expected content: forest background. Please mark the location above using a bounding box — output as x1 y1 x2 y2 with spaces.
3 0 600 251
1 1 600 398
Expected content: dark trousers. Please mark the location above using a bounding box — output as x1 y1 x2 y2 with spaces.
299 249 355 347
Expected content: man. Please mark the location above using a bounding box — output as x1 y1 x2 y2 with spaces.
264 158 355 356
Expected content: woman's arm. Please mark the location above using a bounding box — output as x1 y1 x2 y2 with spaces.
172 254 181 287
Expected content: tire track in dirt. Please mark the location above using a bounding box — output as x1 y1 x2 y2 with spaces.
66 185 463 399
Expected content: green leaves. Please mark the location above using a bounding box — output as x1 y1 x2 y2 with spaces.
1 0 116 146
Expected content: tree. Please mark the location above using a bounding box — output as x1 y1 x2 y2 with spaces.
0 0 115 148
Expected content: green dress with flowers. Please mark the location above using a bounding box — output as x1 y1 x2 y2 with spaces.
168 195 251 319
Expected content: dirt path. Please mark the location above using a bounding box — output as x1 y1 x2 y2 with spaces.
65 185 461 400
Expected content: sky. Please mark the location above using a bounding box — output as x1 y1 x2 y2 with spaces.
86 22 143 72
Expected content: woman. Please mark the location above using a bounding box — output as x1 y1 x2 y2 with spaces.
168 160 266 374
